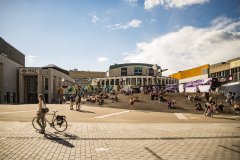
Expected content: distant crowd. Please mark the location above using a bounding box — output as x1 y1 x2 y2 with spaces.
57 85 240 115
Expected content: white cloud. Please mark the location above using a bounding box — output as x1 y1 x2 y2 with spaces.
89 13 100 23
123 16 240 75
125 0 138 6
150 19 157 22
144 0 209 10
106 19 142 30
25 55 37 63
97 57 109 63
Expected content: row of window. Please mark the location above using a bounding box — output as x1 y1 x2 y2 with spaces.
100 78 177 86
120 67 154 76
210 67 240 78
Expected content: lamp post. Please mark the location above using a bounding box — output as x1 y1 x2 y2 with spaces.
146 64 168 86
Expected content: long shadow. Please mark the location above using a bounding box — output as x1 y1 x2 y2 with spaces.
79 110 95 114
55 132 79 140
212 116 239 121
218 145 240 153
44 132 75 148
42 135 240 141
233 145 240 148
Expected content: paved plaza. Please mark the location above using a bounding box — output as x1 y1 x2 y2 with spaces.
0 121 240 160
0 104 240 160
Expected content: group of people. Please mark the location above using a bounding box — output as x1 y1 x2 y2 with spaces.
185 91 231 117
226 92 236 105
69 93 82 111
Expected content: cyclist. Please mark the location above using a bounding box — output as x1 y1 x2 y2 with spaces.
37 94 47 134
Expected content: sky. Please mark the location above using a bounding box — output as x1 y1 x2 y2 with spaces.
0 0 240 75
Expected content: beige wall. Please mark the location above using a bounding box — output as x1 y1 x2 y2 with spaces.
0 54 22 103
210 57 240 73
19 68 75 103
210 63 230 73
69 71 105 78
230 59 240 69
109 65 159 77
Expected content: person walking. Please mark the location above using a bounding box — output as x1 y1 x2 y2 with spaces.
69 94 75 110
129 94 134 111
75 94 81 111
36 94 48 134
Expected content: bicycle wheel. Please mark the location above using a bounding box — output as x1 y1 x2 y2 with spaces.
53 119 68 132
32 117 44 131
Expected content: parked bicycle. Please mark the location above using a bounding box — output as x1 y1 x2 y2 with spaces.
32 111 68 132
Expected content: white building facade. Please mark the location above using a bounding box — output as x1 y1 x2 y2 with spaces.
93 63 178 88
19 65 75 104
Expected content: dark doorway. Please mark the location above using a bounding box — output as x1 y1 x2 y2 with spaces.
25 76 38 103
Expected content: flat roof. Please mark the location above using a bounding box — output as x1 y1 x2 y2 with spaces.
109 63 160 69
41 64 69 75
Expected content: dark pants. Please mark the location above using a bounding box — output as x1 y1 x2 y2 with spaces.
37 111 46 131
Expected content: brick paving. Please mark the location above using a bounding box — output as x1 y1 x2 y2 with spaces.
0 121 240 160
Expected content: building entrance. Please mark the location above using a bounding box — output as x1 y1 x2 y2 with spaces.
24 76 38 103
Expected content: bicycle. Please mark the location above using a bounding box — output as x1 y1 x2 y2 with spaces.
32 111 68 132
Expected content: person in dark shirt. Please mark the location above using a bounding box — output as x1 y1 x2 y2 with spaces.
218 101 224 112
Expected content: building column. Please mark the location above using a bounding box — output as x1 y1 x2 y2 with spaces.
48 69 53 103
114 78 116 86
54 76 58 101
141 77 144 86
37 74 42 94
19 73 24 104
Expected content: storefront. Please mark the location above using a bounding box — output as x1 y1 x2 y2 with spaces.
19 65 75 104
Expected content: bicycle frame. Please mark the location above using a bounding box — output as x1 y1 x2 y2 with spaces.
45 111 57 127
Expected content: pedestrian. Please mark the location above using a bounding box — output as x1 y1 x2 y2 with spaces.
226 92 232 105
69 94 75 110
205 102 215 117
233 104 240 115
204 92 210 102
171 100 176 109
231 92 236 105
129 94 134 111
195 102 203 110
218 101 224 112
75 94 81 111
36 94 49 134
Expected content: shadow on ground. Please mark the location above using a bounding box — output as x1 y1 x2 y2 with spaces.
44 132 77 148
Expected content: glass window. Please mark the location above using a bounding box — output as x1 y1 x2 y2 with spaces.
134 67 142 76
121 68 127 76
148 68 154 76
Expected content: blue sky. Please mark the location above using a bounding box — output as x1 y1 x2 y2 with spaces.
0 0 240 74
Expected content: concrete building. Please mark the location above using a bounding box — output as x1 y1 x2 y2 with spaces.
209 57 240 83
69 70 105 86
0 37 25 104
19 64 75 104
94 63 177 88
170 64 209 83
170 64 210 92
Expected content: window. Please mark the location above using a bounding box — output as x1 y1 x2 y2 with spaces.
148 68 154 76
121 68 127 76
232 68 237 74
134 67 142 76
